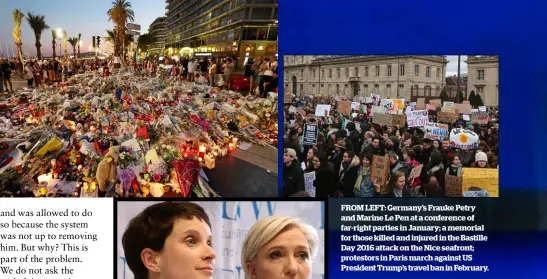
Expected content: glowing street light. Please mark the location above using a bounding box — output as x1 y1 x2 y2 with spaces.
56 28 63 38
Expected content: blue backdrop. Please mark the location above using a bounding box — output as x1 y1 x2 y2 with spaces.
278 0 547 277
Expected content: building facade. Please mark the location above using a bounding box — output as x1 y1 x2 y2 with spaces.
148 17 167 55
284 55 448 101
164 0 278 70
465 56 499 106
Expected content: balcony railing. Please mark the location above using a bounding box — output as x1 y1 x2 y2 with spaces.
349 77 360 82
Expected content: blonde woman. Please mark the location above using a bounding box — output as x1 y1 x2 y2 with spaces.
242 216 319 279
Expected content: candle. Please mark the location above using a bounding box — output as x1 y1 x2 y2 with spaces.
51 159 57 168
231 137 238 146
224 137 230 144
38 173 52 183
204 155 215 169
198 145 206 153
198 157 203 162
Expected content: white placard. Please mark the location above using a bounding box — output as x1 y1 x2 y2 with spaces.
314 104 331 116
406 110 429 127
444 101 455 107
351 102 360 110
479 106 487 112
463 114 470 121
424 122 449 141
449 128 479 149
304 171 316 197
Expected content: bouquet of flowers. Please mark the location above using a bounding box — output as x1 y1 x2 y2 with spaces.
140 163 170 184
118 147 138 169
157 144 182 164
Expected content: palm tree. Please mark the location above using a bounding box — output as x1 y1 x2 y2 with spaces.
26 12 50 60
68 37 78 58
12 9 25 63
51 30 57 59
63 30 68 59
107 0 135 60
105 29 116 44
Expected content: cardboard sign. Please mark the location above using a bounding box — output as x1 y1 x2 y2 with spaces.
437 111 459 123
371 105 387 115
445 174 463 197
429 99 441 107
303 124 318 145
371 155 390 187
471 111 489 124
372 113 392 126
338 101 352 115
454 103 472 114
406 110 428 127
314 104 331 116
392 114 406 126
408 164 423 184
288 106 297 113
441 107 457 113
296 108 307 118
425 122 449 141
426 104 436 111
364 97 373 103
351 102 360 110
462 168 499 197
284 90 292 104
449 128 479 149
304 171 316 197
416 98 426 109
444 101 455 108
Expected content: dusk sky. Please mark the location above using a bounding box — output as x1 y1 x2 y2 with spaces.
0 0 166 57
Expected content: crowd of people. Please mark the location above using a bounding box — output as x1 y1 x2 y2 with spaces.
283 95 499 198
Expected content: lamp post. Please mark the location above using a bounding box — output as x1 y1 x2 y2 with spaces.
56 28 63 58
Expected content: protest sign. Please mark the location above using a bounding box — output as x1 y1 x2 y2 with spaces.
441 106 458 113
454 103 472 114
351 102 360 110
416 98 426 109
462 114 470 121
303 124 319 145
296 107 307 118
429 99 441 107
304 171 316 197
392 114 406 126
426 104 436 111
364 97 373 103
405 106 413 114
444 101 455 107
380 99 394 111
372 113 392 126
471 111 489 124
406 110 428 127
462 168 499 197
479 106 487 112
338 101 352 115
284 90 292 104
393 99 405 111
288 106 297 113
371 155 390 188
371 94 381 105
449 128 479 149
314 104 331 116
408 164 423 185
371 105 387 115
445 174 463 197
424 122 449 140
437 111 459 123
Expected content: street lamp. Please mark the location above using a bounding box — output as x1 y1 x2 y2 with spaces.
56 28 63 57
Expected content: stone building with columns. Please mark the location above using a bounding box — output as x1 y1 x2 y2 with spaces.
283 55 448 101
465 56 499 106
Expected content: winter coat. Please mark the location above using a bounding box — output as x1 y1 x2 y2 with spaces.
337 155 360 197
283 160 305 197
314 166 336 197
353 166 376 197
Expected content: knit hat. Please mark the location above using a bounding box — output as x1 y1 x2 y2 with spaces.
285 148 297 158
475 151 488 162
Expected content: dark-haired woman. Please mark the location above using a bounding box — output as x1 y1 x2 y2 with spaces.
353 153 376 197
311 152 335 197
122 202 216 279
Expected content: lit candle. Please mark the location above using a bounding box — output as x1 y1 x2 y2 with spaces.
51 159 57 168
204 155 215 169
198 157 203 162
198 145 206 153
231 137 238 146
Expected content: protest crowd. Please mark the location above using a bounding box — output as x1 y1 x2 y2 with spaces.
283 94 499 198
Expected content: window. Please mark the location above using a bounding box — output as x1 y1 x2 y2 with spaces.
312 70 316 78
300 84 303 94
426 66 430 78
436 67 440 78
337 68 340 77
329 69 332 78
386 84 391 98
321 84 324 88
301 56 304 62
399 84 404 96
387 65 392 76
355 67 359 76
375 84 379 94
251 7 272 19
336 84 340 94
478 70 484 80
321 70 324 78
365 67 369 77
376 66 380 76
346 68 349 77
415 65 419 76
364 84 368 93
300 69 303 78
